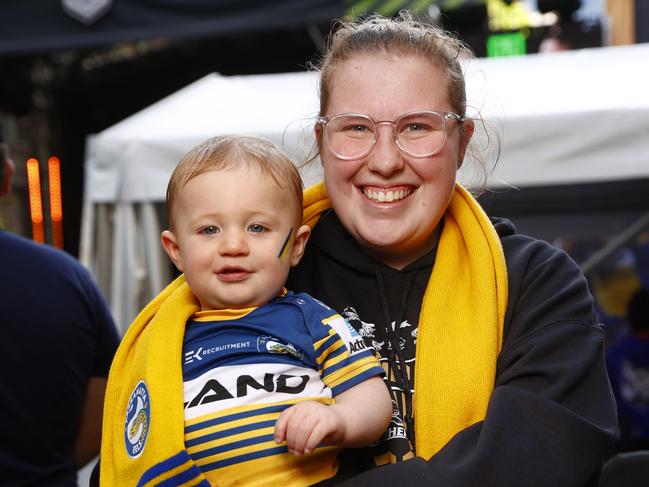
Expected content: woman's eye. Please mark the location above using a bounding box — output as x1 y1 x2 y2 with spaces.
248 224 266 233
201 226 219 235
346 124 370 133
404 123 429 133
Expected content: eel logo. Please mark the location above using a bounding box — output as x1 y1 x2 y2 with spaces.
124 380 151 458
257 335 303 360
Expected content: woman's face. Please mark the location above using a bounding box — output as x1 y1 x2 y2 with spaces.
320 53 472 269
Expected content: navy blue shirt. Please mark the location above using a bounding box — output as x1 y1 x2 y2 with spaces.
0 231 119 486
607 333 649 442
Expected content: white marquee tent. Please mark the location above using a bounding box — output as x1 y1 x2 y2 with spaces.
81 43 649 332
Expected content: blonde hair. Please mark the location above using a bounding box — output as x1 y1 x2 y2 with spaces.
166 135 303 229
318 13 469 120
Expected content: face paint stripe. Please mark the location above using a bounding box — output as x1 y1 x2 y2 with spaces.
277 227 294 260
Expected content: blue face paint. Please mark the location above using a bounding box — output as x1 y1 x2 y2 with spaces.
277 227 294 260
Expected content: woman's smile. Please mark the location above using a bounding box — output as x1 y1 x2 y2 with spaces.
360 185 415 203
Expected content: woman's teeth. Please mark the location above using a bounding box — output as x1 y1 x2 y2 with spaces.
363 188 412 202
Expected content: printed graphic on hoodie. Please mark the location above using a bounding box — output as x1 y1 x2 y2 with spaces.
342 306 417 464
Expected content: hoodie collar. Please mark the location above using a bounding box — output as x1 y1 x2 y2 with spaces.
309 210 438 277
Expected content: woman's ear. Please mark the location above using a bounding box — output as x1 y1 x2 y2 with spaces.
458 118 475 166
290 224 311 267
314 122 324 158
160 230 184 272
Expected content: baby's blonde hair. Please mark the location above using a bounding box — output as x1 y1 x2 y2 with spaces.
166 135 303 229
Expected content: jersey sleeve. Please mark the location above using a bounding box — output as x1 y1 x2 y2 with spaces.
300 294 385 397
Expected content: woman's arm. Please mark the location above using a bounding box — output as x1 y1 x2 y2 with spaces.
336 236 618 486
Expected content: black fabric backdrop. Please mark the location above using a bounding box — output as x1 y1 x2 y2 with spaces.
0 0 345 55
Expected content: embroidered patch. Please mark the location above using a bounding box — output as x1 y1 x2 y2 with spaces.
124 381 150 458
257 335 304 360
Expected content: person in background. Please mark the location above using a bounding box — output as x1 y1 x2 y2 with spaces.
97 135 391 486
284 13 617 486
0 124 120 486
607 287 649 452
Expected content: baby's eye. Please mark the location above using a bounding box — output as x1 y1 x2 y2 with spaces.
201 226 219 235
247 224 266 233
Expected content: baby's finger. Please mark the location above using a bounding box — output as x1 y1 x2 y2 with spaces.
304 419 333 454
274 407 295 443
287 414 316 456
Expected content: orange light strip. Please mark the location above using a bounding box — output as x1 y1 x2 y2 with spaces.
26 158 45 244
48 157 64 249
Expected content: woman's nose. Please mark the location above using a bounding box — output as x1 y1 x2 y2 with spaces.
366 125 405 176
218 230 249 256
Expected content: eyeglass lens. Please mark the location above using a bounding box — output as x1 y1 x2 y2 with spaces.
324 112 448 159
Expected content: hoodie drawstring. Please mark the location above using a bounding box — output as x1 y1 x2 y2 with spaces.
375 268 417 453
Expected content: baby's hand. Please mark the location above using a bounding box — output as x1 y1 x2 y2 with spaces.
274 401 345 457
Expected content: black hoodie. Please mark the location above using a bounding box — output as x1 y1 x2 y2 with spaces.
287 210 617 487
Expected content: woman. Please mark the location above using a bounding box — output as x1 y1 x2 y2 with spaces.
286 13 617 486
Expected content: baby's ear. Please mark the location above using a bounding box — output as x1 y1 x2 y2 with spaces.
290 224 311 267
160 230 184 272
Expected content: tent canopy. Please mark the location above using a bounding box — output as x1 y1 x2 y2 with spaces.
85 42 649 205
81 43 649 331
84 70 322 202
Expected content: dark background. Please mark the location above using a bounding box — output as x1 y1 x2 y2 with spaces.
1 0 646 256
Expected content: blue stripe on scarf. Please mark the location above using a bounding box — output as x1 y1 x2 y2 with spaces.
137 450 192 486
157 463 204 486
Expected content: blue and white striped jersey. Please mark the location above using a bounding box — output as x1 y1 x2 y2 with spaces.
182 291 383 486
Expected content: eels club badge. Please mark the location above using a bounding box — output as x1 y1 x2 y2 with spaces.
124 381 151 458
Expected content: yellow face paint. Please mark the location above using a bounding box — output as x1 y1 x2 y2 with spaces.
277 227 294 261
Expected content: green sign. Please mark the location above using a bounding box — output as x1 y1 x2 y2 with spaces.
344 0 486 18
487 32 526 57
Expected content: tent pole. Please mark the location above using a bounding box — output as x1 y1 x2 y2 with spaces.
581 210 649 276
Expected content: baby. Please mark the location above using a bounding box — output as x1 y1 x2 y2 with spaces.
158 135 391 486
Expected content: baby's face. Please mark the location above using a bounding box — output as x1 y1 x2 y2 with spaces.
163 165 304 310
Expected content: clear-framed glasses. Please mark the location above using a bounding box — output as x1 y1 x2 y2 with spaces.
317 110 465 160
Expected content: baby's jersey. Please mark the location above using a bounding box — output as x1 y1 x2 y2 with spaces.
182 292 383 486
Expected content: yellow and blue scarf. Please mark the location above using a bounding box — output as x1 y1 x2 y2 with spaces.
303 182 508 459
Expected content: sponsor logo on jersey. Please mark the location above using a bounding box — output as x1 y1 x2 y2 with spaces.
184 347 203 364
327 315 368 356
185 372 310 408
348 337 369 353
257 335 303 360
124 381 150 458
